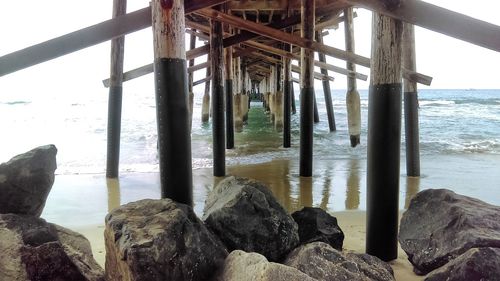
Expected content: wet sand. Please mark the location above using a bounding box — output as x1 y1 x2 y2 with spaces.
40 153 500 280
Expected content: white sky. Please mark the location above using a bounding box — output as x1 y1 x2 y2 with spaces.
1 0 500 96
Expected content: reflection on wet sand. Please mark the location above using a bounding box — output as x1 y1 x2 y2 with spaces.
405 176 421 209
106 178 121 212
346 159 361 210
319 166 331 210
298 176 313 209
227 159 292 211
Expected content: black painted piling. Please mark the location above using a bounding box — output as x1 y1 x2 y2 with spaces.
106 0 126 178
283 42 292 148
366 13 403 262
403 23 421 177
316 31 336 132
211 11 226 177
152 0 193 205
299 0 315 177
225 46 234 149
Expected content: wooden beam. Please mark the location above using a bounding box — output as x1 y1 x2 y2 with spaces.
291 65 335 82
197 7 432 85
343 0 500 52
102 61 209 87
0 0 230 77
193 75 213 86
106 5 350 85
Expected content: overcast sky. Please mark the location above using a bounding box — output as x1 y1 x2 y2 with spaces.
1 0 499 97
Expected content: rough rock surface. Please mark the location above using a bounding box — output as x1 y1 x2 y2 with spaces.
215 250 317 281
291 207 344 250
284 242 395 281
202 176 299 262
0 213 104 281
425 247 500 281
399 189 500 275
0 145 57 217
105 199 227 281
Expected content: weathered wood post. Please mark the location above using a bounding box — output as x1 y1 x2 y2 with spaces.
344 7 361 147
241 59 249 123
225 46 235 149
366 12 403 261
291 80 297 115
152 0 192 205
300 0 315 177
233 93 243 132
211 11 226 177
275 63 283 131
316 31 336 132
283 41 292 147
106 0 126 178
188 29 196 130
403 23 420 177
202 53 211 123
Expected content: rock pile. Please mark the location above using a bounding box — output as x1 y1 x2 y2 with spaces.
105 176 395 281
399 188 500 280
0 145 104 281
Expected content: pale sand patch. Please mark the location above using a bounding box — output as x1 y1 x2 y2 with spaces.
75 210 426 280
333 210 426 281
73 224 106 267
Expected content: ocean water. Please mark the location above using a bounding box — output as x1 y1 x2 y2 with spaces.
1 88 499 174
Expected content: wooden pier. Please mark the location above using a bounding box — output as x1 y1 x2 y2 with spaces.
1 0 500 262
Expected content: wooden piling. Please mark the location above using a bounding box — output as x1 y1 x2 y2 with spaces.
106 0 127 179
210 9 226 177
152 0 192 205
316 31 336 132
275 91 284 132
188 29 196 130
233 93 243 132
313 94 320 123
291 82 297 115
283 41 292 147
299 0 315 177
366 12 403 262
201 53 211 123
403 23 421 177
344 7 361 147
225 46 235 149
241 60 249 123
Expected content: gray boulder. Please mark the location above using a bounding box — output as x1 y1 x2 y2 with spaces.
399 189 500 275
105 199 227 281
202 176 299 261
0 213 104 281
284 242 395 281
0 145 57 217
291 207 344 250
215 250 317 281
425 247 500 281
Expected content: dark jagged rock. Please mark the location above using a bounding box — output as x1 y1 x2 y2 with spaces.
0 213 104 281
291 207 344 250
0 145 57 217
202 176 299 262
215 250 317 281
425 247 500 281
399 189 500 275
105 199 227 281
284 242 395 281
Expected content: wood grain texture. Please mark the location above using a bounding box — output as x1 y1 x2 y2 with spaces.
152 0 186 59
